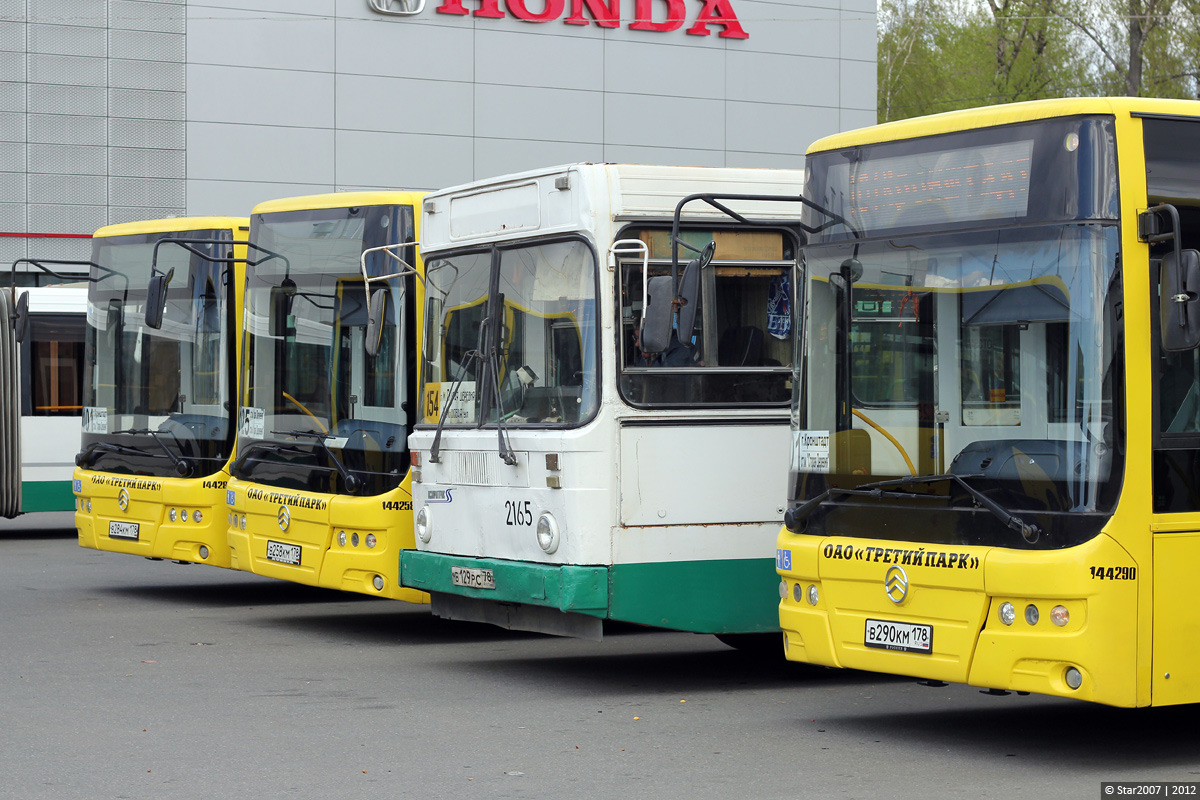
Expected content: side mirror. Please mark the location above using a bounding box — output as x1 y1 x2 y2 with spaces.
676 258 701 342
269 278 297 338
13 291 29 344
365 287 388 358
1161 249 1200 351
640 275 674 354
145 267 174 329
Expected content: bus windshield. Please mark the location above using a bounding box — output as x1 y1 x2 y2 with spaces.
236 205 413 495
81 230 233 478
420 238 599 427
792 116 1125 550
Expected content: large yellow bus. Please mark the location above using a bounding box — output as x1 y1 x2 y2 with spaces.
776 97 1200 707
72 217 249 567
225 192 427 602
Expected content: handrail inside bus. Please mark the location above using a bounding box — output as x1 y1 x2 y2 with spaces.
609 238 649 333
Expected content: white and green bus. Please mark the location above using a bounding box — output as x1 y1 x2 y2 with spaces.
400 163 803 642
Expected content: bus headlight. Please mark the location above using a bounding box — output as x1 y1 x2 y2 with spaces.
416 506 431 543
807 585 819 606
365 533 377 549
1051 605 1070 627
999 602 1016 626
535 512 559 554
1064 666 1083 690
1024 604 1039 625
338 531 347 547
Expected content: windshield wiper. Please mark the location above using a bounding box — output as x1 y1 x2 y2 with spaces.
785 473 1041 544
272 429 363 494
75 440 151 469
428 309 516 466
231 439 310 476
110 428 196 478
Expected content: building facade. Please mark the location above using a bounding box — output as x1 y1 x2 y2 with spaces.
2 0 876 267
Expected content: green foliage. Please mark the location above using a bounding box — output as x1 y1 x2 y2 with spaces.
878 0 1200 122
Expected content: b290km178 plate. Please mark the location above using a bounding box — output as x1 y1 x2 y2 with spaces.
451 565 495 590
108 520 139 540
865 618 933 654
266 540 302 566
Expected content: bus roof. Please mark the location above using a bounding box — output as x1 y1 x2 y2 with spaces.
92 217 249 239
807 97 1200 154
420 163 805 253
251 191 426 216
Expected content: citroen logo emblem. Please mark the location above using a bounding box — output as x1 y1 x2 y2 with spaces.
885 565 909 604
117 488 129 513
277 505 291 532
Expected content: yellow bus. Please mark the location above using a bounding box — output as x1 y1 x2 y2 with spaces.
72 217 249 567
775 97 1200 707
225 192 427 602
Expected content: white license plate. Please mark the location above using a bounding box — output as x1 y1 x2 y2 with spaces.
108 520 140 541
864 618 933 654
266 540 302 566
451 566 495 590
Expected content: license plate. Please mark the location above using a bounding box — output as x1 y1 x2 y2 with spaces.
108 520 139 541
864 618 933 654
266 540 302 566
451 565 495 590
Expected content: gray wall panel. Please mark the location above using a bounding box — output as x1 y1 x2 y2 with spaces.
839 107 875 130
29 85 105 116
0 236 27 265
29 143 105 175
109 59 186 91
335 129 475 191
726 150 806 170
109 146 185 178
600 143 726 167
727 50 835 107
0 172 25 202
26 236 91 260
335 19 476 82
187 179 331 216
186 10 335 72
109 29 185 62
110 88 185 120
0 50 26 81
474 84 602 144
0 83 25 113
187 122 336 184
475 136 605 179
475 29 603 91
726 100 838 154
109 118 186 150
28 113 106 145
28 202 106 232
0 19 25 53
0 201 25 230
840 14 876 63
0 112 23 141
109 175 186 207
604 93 725 151
729 1 841 58
108 205 185 224
28 173 106 204
28 0 106 27
110 0 187 34
190 64 335 128
28 53 106 86
603 40 726 100
839 55 875 110
335 74 472 136
28 24 106 57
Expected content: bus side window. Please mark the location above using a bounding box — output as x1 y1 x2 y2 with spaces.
23 314 85 417
1153 245 1200 512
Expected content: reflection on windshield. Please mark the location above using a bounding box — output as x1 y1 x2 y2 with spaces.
80 230 233 478
420 239 599 427
236 205 413 496
792 224 1124 549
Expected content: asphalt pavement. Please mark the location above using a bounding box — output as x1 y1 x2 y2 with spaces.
2 514 1199 800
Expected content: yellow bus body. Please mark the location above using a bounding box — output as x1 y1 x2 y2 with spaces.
224 191 428 603
74 216 249 568
778 97 1200 708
